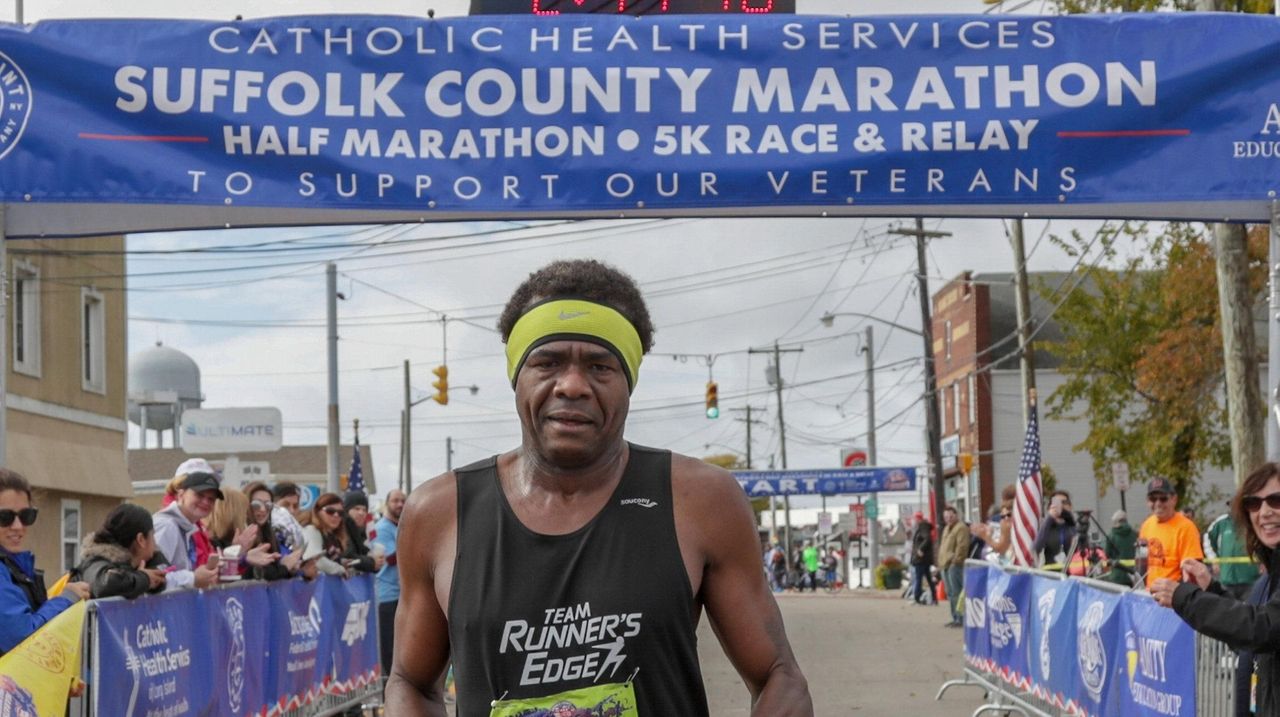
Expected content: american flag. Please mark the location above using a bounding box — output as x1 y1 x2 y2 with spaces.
1011 401 1043 567
348 438 365 494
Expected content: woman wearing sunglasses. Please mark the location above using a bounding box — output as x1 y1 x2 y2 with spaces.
1152 462 1280 714
0 468 90 654
301 492 350 577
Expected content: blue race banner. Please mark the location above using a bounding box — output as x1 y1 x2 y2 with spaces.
268 576 331 712
1072 584 1125 717
328 573 381 695
3 14 1280 236
732 467 916 496
1028 577 1078 710
207 585 271 716
1119 593 1196 717
94 589 213 717
92 575 377 717
962 563 989 668
985 569 1032 690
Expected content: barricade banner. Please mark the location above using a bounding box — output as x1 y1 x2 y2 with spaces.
0 600 86 717
94 588 211 716
1029 576 1079 710
207 583 272 716
4 14 1280 234
268 576 332 712
1072 584 1124 716
92 575 376 717
985 569 1032 689
327 571 381 695
1119 593 1196 717
962 563 989 667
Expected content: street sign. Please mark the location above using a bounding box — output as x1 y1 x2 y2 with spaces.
841 448 868 467
848 504 868 537
865 497 879 521
1111 462 1131 492
733 467 916 497
818 512 833 535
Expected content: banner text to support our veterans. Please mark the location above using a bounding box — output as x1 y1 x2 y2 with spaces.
2 14 1280 235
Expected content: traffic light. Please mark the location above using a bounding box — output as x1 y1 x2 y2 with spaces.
432 365 449 405
958 452 974 475
705 381 719 419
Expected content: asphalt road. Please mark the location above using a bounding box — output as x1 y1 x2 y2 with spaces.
700 589 984 715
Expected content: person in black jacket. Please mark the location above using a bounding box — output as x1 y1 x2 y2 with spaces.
1151 462 1280 715
909 512 937 605
75 503 166 599
341 491 384 574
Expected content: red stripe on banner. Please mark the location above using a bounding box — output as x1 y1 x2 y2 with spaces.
78 132 210 142
1056 129 1191 138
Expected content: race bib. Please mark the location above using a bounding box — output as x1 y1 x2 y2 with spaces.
489 681 638 717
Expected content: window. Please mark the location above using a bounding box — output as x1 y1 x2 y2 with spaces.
61 499 81 575
952 383 961 434
12 260 39 377
944 319 953 360
81 288 105 393
968 373 978 426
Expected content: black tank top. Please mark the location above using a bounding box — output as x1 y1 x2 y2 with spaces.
449 444 710 716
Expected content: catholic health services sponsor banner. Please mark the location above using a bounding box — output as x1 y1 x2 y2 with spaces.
93 575 378 717
0 14 1280 234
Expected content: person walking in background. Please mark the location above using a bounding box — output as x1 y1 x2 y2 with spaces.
801 541 819 592
75 503 166 599
1150 463 1280 713
1139 477 1203 588
910 512 937 605
1204 504 1261 601
372 489 405 678
0 469 89 654
937 505 969 627
1103 510 1139 586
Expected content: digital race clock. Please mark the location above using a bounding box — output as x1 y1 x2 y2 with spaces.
469 0 795 15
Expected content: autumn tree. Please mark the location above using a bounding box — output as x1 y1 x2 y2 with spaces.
1041 223 1267 501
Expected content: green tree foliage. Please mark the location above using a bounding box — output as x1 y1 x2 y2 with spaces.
1047 0 1270 13
1040 223 1266 500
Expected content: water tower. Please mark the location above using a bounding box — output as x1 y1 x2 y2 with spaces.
128 342 203 448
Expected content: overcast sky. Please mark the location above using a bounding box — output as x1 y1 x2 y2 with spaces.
20 0 1108 507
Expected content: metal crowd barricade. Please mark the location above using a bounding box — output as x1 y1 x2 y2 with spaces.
938 560 1238 717
71 577 383 717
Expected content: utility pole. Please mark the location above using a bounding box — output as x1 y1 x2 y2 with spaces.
447 436 454 472
1200 0 1265 488
325 262 340 494
862 325 880 572
890 219 951 529
403 360 412 492
749 343 802 571
1011 218 1038 428
732 406 769 536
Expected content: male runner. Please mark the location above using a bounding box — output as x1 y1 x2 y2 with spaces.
386 259 812 716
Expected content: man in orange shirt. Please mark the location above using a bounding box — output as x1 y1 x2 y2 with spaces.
1137 477 1203 588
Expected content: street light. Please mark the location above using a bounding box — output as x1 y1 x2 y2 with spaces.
819 311 924 337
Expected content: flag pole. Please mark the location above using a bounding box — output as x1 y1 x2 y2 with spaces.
1029 387 1037 408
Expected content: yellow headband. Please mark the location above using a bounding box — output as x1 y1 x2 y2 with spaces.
506 298 643 390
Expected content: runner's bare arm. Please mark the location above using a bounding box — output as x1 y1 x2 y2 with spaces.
673 456 814 716
384 472 456 716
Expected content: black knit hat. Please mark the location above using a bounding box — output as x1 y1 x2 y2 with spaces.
342 490 369 511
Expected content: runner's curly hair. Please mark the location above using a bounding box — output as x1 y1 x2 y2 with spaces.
497 259 655 352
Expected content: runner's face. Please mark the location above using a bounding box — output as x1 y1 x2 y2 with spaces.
1248 476 1280 549
516 340 629 469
